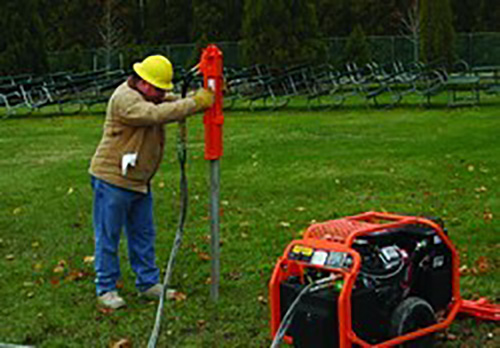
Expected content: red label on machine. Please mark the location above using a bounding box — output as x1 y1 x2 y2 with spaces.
199 45 224 160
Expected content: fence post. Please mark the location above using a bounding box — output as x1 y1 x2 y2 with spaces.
392 36 395 63
468 33 473 67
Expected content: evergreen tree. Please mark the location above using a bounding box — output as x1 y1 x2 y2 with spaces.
241 0 322 66
420 0 455 65
316 0 352 37
351 0 399 35
0 0 48 75
191 0 225 42
141 0 193 45
451 0 500 32
344 24 371 65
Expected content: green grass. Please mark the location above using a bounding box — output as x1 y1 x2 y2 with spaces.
0 97 499 347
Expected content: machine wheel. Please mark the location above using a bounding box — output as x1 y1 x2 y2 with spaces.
389 296 437 348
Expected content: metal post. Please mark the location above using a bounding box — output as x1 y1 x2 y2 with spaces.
199 44 224 302
210 159 220 301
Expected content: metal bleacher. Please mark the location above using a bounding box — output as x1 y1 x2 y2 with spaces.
1 59 497 117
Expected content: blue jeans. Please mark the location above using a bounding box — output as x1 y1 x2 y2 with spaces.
91 176 159 295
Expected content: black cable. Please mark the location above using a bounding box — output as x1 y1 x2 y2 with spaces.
147 70 197 348
270 276 335 348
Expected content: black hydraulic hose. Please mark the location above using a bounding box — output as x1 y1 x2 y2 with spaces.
147 70 197 348
270 276 336 348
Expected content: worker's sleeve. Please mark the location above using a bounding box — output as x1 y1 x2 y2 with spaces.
163 93 180 102
117 96 197 126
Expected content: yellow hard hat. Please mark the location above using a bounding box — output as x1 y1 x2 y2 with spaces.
133 55 174 90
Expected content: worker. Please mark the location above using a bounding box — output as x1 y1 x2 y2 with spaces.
89 55 214 309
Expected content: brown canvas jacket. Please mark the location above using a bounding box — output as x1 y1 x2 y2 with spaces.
89 81 197 193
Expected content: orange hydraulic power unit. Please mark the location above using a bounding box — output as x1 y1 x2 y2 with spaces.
199 44 224 160
269 211 499 347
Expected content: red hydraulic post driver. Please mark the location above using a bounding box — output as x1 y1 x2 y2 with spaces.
199 44 224 160
199 45 224 301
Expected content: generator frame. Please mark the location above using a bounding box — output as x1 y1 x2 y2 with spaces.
269 211 463 348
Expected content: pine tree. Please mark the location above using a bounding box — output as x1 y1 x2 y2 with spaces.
344 24 371 66
0 0 48 75
316 0 352 37
420 0 455 65
241 0 322 66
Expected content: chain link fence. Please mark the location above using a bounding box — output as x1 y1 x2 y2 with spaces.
47 32 500 73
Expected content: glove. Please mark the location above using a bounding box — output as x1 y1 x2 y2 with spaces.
192 88 215 111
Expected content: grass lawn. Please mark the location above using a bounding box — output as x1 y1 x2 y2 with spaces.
0 95 499 347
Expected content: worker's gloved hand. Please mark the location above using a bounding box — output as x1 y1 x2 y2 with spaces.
192 88 214 111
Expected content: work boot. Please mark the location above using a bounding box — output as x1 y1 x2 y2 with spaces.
139 284 176 300
98 291 126 309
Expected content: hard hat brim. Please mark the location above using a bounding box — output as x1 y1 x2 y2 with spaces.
133 62 174 90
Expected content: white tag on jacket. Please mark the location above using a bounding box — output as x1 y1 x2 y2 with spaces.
121 153 138 176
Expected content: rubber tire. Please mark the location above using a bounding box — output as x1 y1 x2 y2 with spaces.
389 296 437 348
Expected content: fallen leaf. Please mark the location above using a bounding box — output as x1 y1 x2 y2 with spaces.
226 271 242 281
467 165 475 172
205 277 211 284
65 270 89 282
295 207 306 212
257 295 267 305
158 181 165 188
483 211 493 222
67 187 74 195
5 254 15 261
446 333 458 341
23 281 35 287
83 256 95 264
116 280 124 289
475 186 487 193
99 307 114 315
197 319 207 329
221 200 229 206
239 221 250 228
173 291 187 302
50 277 60 286
198 252 211 261
33 263 43 271
53 265 65 273
31 241 40 248
13 207 22 215
240 232 248 239
459 265 469 275
27 292 35 298
110 338 131 348
279 222 291 228
475 256 489 274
